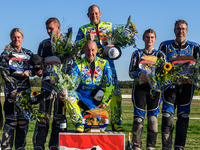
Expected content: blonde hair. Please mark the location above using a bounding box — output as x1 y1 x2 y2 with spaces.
10 28 24 39
143 29 156 39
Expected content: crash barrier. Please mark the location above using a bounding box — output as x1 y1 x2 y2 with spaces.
121 94 200 100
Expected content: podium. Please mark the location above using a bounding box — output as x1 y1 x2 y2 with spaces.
59 132 125 150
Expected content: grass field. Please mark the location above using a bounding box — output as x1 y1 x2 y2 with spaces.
1 88 200 149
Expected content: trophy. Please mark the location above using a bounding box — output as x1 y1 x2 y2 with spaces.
82 88 109 133
83 109 109 133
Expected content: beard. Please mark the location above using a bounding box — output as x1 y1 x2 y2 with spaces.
176 36 186 43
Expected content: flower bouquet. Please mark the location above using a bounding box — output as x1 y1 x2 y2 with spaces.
100 15 137 48
148 59 187 92
14 89 46 121
170 56 200 86
147 55 200 93
100 16 137 60
50 64 82 105
51 27 83 64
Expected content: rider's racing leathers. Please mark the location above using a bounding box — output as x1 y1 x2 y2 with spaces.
1 45 33 150
33 38 63 150
129 48 166 149
76 22 123 129
66 56 114 128
159 39 200 149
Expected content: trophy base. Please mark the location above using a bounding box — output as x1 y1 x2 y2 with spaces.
87 128 104 133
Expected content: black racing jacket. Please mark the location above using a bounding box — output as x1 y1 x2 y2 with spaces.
0 46 33 98
37 38 61 91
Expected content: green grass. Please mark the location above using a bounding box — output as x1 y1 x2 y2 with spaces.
1 88 200 149
23 101 200 149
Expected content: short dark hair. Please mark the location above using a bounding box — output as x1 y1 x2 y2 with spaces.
45 17 60 26
174 19 188 30
143 29 156 39
88 5 100 14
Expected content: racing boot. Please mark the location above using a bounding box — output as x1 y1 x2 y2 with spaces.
174 113 189 149
132 116 144 150
162 112 174 150
147 116 158 149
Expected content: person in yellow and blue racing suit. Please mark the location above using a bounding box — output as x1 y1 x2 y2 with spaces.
75 4 123 131
58 40 114 132
129 29 166 150
159 19 200 150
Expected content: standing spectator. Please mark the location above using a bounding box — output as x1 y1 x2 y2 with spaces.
159 19 200 150
129 29 166 150
33 17 63 150
1 28 33 150
76 5 123 131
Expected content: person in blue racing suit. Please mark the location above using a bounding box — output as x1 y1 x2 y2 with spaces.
0 28 34 150
159 19 200 150
129 29 166 150
75 4 123 131
58 40 114 132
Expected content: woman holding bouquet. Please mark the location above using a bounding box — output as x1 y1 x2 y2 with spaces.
129 29 166 150
0 28 33 149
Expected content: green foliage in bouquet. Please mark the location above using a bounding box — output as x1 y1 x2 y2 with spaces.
50 64 82 108
52 27 83 63
50 64 81 93
101 15 137 48
149 58 188 92
156 59 188 83
51 64 75 92
184 58 200 86
15 89 46 121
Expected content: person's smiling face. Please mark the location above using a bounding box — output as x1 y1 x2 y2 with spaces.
87 5 101 25
143 33 156 49
84 41 98 62
174 22 188 43
46 21 60 38
11 31 23 49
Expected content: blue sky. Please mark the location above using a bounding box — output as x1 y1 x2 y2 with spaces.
1 0 199 80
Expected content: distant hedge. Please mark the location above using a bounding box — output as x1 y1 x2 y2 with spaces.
1 75 133 89
30 77 42 87
118 80 133 88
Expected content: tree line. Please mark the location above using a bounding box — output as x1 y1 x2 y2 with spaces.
0 76 133 89
30 78 134 88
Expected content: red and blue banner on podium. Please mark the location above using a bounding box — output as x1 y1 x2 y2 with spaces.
59 133 125 150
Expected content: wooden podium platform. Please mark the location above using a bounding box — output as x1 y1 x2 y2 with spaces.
59 132 125 150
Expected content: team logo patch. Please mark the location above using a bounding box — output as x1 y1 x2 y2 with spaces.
139 60 156 73
103 22 111 25
99 59 104 64
172 60 196 65
172 60 196 75
9 53 32 74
